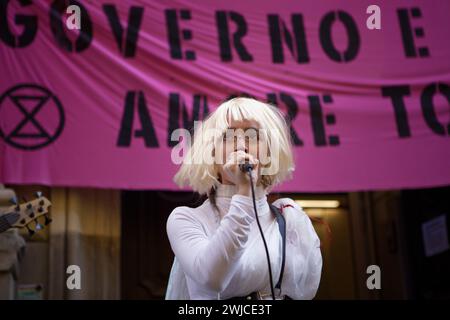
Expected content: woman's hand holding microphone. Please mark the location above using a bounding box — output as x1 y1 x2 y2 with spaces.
222 150 260 197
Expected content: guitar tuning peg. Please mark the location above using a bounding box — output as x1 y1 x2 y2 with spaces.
35 191 42 198
23 196 34 209
44 215 52 225
10 196 20 211
35 221 43 231
10 196 18 205
26 225 35 237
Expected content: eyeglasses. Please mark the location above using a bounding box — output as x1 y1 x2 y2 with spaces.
221 128 261 144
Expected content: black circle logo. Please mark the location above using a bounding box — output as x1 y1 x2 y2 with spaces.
0 84 65 150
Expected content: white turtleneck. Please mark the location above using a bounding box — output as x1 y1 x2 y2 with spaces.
165 184 322 300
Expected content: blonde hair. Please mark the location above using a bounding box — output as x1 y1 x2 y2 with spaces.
173 97 295 195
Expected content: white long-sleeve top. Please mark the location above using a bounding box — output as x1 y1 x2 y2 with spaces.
165 184 322 300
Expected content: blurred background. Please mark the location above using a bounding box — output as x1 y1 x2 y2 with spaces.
1 185 449 299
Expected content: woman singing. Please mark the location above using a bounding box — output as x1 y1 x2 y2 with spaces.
165 97 322 300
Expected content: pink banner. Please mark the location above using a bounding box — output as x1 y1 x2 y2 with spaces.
0 0 449 192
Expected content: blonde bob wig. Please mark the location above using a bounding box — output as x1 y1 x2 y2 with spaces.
173 97 295 195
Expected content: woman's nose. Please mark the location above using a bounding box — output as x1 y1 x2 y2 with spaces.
235 136 248 152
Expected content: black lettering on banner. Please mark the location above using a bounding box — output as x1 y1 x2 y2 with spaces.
267 14 309 64
319 11 360 62
0 0 37 48
103 5 144 58
216 11 253 62
226 92 255 100
397 7 429 58
267 93 304 146
49 0 92 52
421 83 450 135
381 85 411 138
167 93 209 147
307 94 339 146
165 9 195 60
117 91 159 147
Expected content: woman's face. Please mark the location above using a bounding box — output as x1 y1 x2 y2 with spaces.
216 119 263 185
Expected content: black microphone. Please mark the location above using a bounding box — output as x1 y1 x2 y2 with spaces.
239 162 254 172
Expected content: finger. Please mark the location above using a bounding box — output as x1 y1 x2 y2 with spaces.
226 151 244 163
245 154 258 164
240 154 259 167
223 162 237 172
227 152 248 165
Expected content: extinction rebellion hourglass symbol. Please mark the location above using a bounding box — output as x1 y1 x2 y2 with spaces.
0 84 65 150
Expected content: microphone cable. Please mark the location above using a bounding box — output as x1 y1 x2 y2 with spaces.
242 165 276 300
